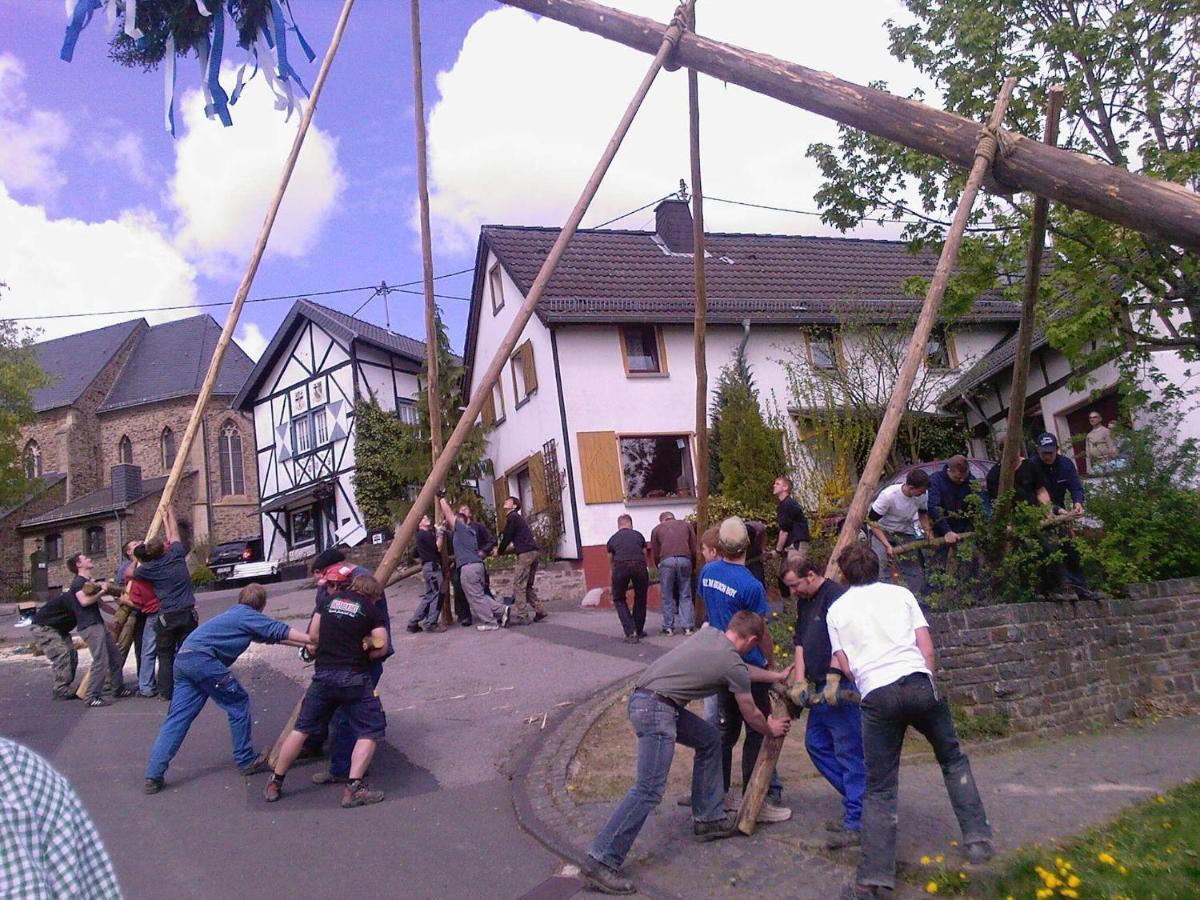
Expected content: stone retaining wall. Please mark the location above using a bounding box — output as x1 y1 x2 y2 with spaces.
930 577 1200 734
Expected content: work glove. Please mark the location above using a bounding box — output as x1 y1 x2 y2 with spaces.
822 671 842 707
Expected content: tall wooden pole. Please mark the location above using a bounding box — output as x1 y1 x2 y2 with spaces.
687 13 710 538
737 80 1017 836
372 2 694 586
997 86 1064 496
496 0 1200 253
145 0 357 541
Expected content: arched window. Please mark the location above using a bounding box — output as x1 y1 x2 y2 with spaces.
23 441 41 480
161 427 176 469
118 435 133 465
218 420 245 496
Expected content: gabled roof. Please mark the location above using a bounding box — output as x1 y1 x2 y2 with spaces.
0 472 67 521
31 320 145 412
19 473 176 529
938 327 1047 407
99 315 255 413
234 299 428 409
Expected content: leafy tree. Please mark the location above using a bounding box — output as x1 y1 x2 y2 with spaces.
709 350 787 512
807 0 1199 402
0 308 51 509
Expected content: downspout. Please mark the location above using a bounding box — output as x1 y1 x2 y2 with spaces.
349 338 362 402
738 317 751 358
550 327 584 560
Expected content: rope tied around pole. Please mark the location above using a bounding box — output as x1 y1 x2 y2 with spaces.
662 0 694 70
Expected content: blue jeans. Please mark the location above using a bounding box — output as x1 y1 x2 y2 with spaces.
859 673 992 889
138 616 158 695
805 697 866 830
145 651 255 779
657 556 694 630
589 691 723 871
409 563 444 628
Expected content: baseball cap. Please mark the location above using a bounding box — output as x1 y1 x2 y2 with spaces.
717 516 750 556
1036 432 1059 451
324 563 355 584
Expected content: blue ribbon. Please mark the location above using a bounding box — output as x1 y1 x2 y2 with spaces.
205 2 232 126
60 0 103 62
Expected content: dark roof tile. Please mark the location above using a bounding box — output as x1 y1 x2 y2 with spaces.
19 474 174 529
31 320 144 412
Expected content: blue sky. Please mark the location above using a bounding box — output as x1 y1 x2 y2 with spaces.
0 1 925 358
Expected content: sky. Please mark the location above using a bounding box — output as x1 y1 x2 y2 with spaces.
0 0 933 359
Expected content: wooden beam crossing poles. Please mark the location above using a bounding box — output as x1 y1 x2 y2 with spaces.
997 86 1064 497
145 0 358 542
737 80 1018 836
371 1 695 587
686 8 711 538
495 0 1200 254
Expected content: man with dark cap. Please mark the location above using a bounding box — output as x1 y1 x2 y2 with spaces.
1034 433 1099 600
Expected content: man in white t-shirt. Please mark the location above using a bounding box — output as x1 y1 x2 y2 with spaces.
867 468 932 596
826 543 993 898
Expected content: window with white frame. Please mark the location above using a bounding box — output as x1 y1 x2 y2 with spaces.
291 407 330 455
489 263 505 314
618 435 695 500
313 406 330 445
24 441 41 480
289 508 316 547
396 399 420 426
806 328 839 371
219 420 245 496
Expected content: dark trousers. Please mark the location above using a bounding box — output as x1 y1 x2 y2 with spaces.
132 612 147 676
302 661 384 774
717 681 778 798
610 561 648 637
155 608 199 701
858 673 991 889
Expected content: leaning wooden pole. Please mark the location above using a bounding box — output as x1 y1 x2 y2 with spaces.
687 25 710 538
738 79 1017 836
496 0 1200 253
145 0 357 542
997 86 1064 496
371 1 694 586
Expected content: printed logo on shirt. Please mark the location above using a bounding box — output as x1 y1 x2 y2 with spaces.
327 599 362 617
700 577 738 598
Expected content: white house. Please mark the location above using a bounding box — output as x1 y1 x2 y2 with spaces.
234 300 426 562
463 198 1024 591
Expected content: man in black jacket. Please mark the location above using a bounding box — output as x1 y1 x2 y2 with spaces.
30 591 79 699
496 496 546 626
407 514 445 633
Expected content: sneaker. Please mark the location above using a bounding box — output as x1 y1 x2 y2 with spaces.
826 828 861 850
758 799 793 824
342 783 385 808
499 607 511 628
144 777 163 795
476 623 500 632
86 697 110 708
114 685 136 698
312 771 349 785
683 627 695 636
263 779 283 803
458 619 473 627
137 691 158 699
965 840 994 865
694 816 739 842
423 623 447 634
239 753 271 776
623 634 640 644
580 857 635 895
406 623 422 633
660 627 673 636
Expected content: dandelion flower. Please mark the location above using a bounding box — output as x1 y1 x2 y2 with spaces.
1155 795 1166 804
1068 874 1081 887
1097 852 1116 866
958 872 967 881
950 840 958 847
925 882 938 894
920 856 931 866
935 854 944 864
1163 821 1172 829
1062 891 1079 899
1118 865 1128 875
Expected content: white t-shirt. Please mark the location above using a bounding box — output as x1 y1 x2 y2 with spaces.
870 483 928 534
826 582 931 699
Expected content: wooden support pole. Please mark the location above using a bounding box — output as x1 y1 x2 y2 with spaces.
145 0 357 542
371 2 694 586
496 0 1200 253
890 510 1080 556
687 11 710 538
997 86 1064 497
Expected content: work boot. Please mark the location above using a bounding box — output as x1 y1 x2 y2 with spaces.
312 771 349 785
263 778 283 802
144 777 164 795
406 623 422 633
826 828 861 850
533 611 548 622
965 840 994 865
580 857 635 895
693 816 739 842
342 781 385 808
239 752 271 776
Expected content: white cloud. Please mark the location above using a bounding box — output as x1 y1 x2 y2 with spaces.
169 68 345 273
235 321 269 361
0 53 70 199
0 183 199 341
426 1 935 251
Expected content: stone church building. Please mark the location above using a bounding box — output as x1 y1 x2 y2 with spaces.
9 315 258 590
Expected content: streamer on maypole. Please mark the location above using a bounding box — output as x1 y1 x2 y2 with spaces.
60 0 315 134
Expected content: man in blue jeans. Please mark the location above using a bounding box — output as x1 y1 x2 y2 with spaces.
144 584 312 793
782 558 865 850
827 544 993 899
582 612 792 895
649 511 696 635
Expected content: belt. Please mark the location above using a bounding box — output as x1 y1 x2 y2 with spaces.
633 687 681 710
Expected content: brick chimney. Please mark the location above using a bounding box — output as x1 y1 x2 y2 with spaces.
111 464 143 504
654 198 694 254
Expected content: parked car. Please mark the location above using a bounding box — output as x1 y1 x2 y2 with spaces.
207 537 278 585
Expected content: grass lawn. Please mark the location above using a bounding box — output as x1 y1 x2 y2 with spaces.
971 780 1200 899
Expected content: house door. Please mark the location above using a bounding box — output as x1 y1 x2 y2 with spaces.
1065 391 1122 475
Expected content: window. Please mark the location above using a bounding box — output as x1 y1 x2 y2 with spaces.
44 533 63 561
218 420 245 496
396 399 420 427
85 525 106 556
925 325 955 370
118 435 133 465
292 415 312 455
161 427 176 470
312 406 330 445
510 339 538 406
620 324 666 374
806 328 839 371
619 435 695 500
515 467 534 514
290 508 316 547
24 441 41 480
290 408 331 456
489 263 505 314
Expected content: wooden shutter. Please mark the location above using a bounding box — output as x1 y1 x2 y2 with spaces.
577 431 624 504
519 340 538 395
493 476 508 531
481 387 496 427
530 450 548 513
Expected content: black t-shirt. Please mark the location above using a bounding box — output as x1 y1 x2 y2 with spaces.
68 575 103 629
745 521 767 565
134 541 195 613
33 591 76 634
316 589 388 673
986 459 1047 506
414 529 441 566
794 579 847 685
607 528 648 564
777 496 811 545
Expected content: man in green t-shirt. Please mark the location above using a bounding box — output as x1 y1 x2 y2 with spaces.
581 612 793 895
